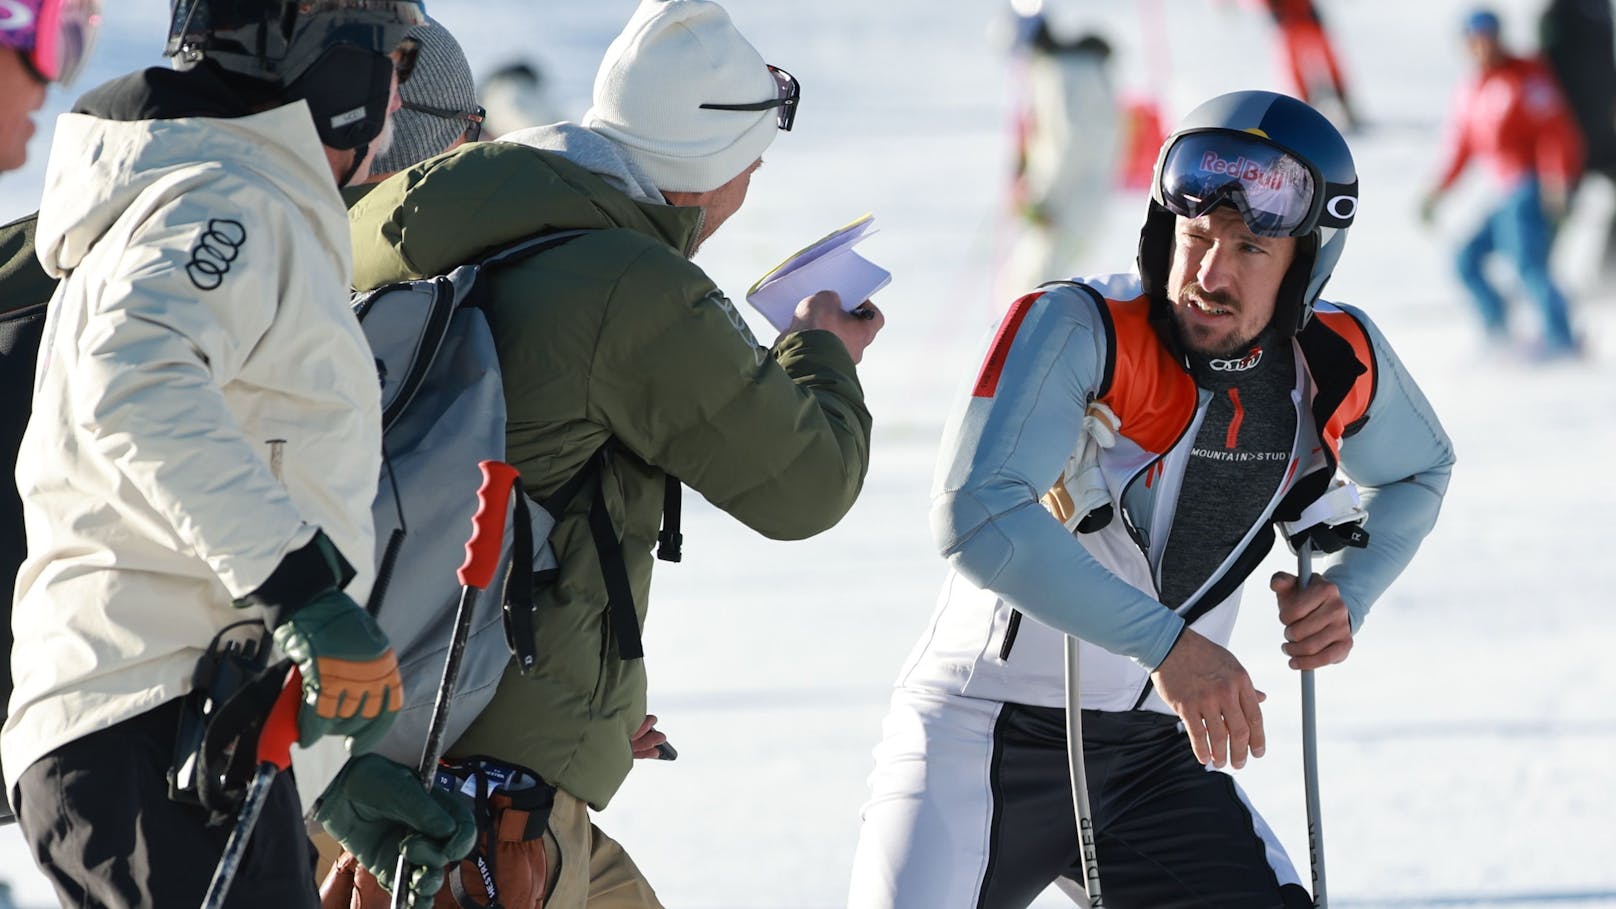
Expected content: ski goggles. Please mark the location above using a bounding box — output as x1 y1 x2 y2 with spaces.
0 0 102 85
1157 130 1354 238
699 63 799 132
401 100 486 142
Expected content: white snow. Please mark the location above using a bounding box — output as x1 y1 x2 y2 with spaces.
4 1 1615 907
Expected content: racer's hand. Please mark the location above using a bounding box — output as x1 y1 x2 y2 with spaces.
1270 571 1354 670
1150 629 1267 770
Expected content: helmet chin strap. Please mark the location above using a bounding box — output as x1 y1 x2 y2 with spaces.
338 143 370 187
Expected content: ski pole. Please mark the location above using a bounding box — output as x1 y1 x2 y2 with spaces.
200 666 302 909
1299 543 1328 908
390 460 519 909
1063 635 1103 907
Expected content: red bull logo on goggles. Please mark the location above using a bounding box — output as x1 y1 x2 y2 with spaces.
1159 130 1356 238
0 0 101 85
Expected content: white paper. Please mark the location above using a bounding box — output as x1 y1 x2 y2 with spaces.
746 213 891 332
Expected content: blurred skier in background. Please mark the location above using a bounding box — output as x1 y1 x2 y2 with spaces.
1538 0 1616 279
1002 2 1121 298
1421 7 1585 359
1262 0 1357 130
479 58 564 138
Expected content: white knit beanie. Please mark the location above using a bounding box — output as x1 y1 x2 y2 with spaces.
582 0 782 193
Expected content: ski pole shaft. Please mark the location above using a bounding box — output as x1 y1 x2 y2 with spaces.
390 461 518 909
1299 545 1328 908
201 666 301 909
1064 636 1103 907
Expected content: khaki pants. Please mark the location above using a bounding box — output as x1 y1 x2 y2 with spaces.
318 788 662 909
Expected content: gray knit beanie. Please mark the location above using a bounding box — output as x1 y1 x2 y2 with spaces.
372 17 479 175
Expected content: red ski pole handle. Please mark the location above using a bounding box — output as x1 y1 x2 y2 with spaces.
256 666 302 771
457 460 519 590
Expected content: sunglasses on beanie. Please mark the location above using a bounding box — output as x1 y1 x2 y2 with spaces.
699 63 799 132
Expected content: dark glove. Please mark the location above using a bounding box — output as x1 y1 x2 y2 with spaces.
238 531 403 748
316 754 478 904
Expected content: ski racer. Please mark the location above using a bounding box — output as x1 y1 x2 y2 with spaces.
848 90 1454 908
3 2 475 905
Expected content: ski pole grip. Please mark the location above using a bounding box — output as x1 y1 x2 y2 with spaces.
458 460 519 590
257 667 303 771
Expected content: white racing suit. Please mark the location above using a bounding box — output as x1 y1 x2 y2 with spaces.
849 274 1454 908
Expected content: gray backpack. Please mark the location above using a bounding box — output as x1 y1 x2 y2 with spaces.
353 229 679 766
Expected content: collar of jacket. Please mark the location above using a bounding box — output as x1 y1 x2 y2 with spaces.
348 142 704 291
1271 314 1370 523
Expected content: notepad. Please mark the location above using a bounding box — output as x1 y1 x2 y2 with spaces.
746 213 891 332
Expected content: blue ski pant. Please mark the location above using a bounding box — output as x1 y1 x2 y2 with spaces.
1455 178 1576 349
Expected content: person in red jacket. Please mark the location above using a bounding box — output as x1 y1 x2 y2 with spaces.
1421 8 1584 358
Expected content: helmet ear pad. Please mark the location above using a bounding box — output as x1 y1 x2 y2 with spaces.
1276 232 1318 338
287 43 393 150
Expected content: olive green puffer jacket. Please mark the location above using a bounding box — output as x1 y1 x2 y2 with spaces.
347 139 873 808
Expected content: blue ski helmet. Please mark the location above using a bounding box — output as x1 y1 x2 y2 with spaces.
1137 90 1358 336
165 0 426 151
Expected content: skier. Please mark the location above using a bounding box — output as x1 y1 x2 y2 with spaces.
320 1 882 907
3 2 475 906
0 0 99 172
1538 0 1616 278
847 90 1454 908
1262 0 1358 129
1420 7 1585 359
1001 7 1121 296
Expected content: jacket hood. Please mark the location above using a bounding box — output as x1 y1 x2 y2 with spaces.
348 129 703 291
499 122 666 204
36 73 343 278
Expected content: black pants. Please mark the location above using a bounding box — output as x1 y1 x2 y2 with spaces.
15 698 319 909
981 705 1313 909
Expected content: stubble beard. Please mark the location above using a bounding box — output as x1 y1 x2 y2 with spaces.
1170 284 1262 359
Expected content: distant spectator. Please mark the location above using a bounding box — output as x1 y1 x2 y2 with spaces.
1421 8 1585 359
1538 0 1616 277
480 59 564 138
1002 8 1121 295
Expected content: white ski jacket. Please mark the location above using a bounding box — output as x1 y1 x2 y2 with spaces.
904 275 1454 713
3 102 381 804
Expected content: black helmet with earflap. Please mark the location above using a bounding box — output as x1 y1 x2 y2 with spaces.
165 0 425 151
1137 90 1357 337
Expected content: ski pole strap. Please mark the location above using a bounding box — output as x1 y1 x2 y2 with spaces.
1281 479 1370 554
194 659 294 823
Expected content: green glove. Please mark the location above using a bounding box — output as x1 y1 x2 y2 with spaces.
317 754 478 903
239 531 403 748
